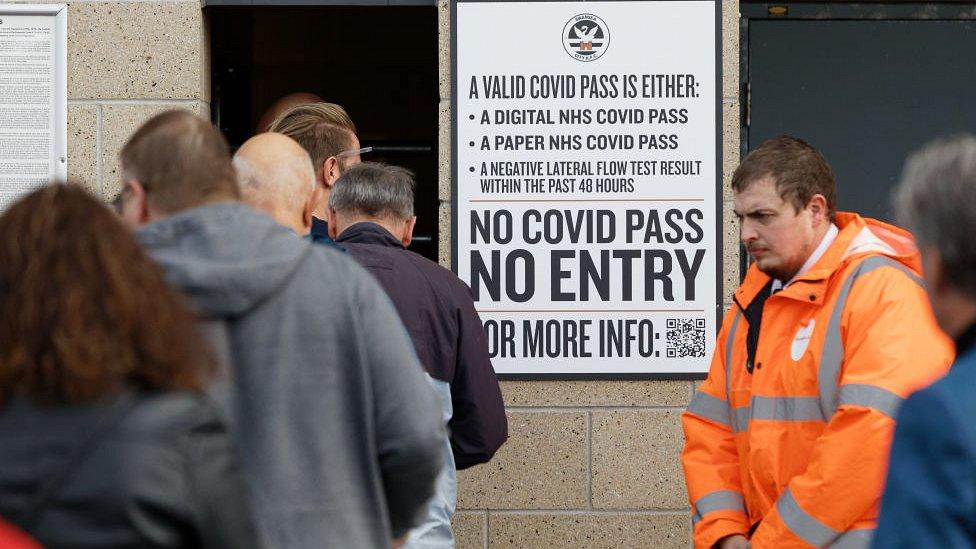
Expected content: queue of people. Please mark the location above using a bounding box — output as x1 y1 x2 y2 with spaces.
0 104 507 548
0 99 974 549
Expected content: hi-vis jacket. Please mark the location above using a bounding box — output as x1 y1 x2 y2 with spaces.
681 212 953 549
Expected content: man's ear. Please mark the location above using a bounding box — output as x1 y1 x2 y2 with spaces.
300 188 315 236
401 216 417 247
120 179 151 229
326 208 340 240
807 194 828 226
322 157 340 188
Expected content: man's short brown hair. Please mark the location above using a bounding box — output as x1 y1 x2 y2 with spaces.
268 102 357 176
732 135 837 221
119 110 239 214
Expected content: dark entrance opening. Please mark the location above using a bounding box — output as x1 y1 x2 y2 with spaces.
741 3 976 222
209 6 440 260
740 3 976 275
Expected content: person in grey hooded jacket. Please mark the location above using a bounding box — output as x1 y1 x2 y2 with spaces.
115 109 446 549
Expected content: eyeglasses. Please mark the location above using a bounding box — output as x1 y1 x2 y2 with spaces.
335 146 373 159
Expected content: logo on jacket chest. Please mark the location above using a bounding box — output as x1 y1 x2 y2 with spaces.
790 319 816 361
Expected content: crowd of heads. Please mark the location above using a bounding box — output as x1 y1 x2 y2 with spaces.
6 107 976 398
0 102 427 412
1 97 976 547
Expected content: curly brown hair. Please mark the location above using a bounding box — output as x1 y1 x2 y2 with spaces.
0 184 215 405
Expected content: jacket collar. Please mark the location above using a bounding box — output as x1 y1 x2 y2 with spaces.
310 216 330 240
336 221 404 249
734 212 922 309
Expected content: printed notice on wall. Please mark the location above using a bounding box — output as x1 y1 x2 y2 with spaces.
0 4 67 211
453 0 720 376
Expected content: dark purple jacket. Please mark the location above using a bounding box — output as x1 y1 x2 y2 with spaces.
337 222 507 469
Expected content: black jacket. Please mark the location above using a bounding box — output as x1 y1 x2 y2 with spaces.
0 390 256 549
338 222 508 469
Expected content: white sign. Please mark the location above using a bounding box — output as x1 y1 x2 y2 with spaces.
453 0 720 377
0 4 67 211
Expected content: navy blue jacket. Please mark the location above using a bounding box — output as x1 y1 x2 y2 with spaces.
874 323 976 548
307 217 343 250
337 222 507 469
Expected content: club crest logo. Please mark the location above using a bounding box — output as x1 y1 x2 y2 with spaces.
562 14 609 62
791 319 816 361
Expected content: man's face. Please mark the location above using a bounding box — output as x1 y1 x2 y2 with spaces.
733 175 819 281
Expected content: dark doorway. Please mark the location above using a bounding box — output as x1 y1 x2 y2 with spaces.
209 6 440 260
742 4 976 223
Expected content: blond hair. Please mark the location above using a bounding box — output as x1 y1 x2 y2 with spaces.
268 103 357 177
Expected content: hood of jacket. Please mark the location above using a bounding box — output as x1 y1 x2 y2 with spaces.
137 203 310 319
735 211 922 308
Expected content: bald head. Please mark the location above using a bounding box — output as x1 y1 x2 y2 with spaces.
234 133 316 235
256 92 324 134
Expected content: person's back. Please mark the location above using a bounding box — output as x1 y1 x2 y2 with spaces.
0 391 250 549
872 136 976 548
328 163 507 547
0 185 254 549
118 110 446 547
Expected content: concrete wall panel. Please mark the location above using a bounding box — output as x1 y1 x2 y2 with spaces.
67 104 98 194
501 381 692 408
457 411 588 510
591 410 688 510
487 513 690 549
452 511 487 549
68 2 205 100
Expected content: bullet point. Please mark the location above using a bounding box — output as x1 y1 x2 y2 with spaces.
469 141 475 147
468 114 475 120
469 167 475 172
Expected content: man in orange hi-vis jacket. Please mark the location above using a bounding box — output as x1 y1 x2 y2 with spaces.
682 135 953 549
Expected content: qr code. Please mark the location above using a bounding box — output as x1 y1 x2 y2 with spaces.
666 318 706 358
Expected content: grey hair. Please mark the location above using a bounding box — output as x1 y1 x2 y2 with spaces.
233 151 315 220
894 134 976 296
329 162 415 220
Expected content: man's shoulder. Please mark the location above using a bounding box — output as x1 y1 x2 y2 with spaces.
403 249 475 297
831 252 922 298
353 243 469 291
292 241 385 297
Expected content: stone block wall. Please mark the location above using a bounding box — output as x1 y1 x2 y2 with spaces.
55 0 210 199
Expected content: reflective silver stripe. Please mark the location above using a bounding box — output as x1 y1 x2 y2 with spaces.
724 311 742 402
731 396 826 433
838 383 904 419
731 406 750 433
751 396 823 421
688 391 731 427
776 487 838 546
830 528 874 549
723 312 742 431
818 256 924 419
692 490 746 527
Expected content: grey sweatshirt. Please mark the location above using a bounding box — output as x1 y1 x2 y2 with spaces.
138 203 445 548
